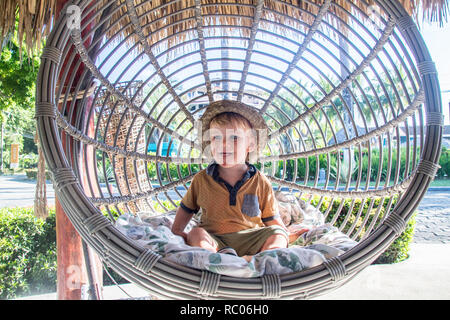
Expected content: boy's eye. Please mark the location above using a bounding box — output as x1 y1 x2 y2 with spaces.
212 135 222 140
230 135 239 141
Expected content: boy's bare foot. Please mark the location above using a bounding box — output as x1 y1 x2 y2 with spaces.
288 228 309 243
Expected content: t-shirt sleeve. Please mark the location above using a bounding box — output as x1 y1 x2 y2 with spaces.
259 174 280 223
180 173 200 214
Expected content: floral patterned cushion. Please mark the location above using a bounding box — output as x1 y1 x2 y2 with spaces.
115 192 357 278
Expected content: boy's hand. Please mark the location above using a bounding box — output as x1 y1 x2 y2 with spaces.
264 216 309 244
172 229 188 242
288 228 309 243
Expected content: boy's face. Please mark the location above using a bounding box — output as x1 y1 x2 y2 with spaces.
209 122 255 168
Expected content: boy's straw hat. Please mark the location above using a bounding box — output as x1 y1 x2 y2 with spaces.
200 100 268 162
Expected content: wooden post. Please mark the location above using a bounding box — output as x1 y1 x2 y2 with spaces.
55 199 88 299
54 0 102 300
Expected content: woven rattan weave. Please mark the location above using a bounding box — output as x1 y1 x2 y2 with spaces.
36 0 443 299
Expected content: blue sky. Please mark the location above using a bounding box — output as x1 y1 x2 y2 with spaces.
420 21 450 124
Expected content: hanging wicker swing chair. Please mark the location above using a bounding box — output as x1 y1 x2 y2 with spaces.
36 0 443 299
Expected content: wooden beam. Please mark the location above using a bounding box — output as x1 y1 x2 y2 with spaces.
54 0 102 300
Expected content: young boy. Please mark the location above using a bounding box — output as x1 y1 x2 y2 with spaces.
171 100 306 261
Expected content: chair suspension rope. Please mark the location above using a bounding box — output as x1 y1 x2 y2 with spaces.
69 28 199 149
259 0 332 115
194 0 214 103
237 0 265 103
125 0 196 124
268 15 397 140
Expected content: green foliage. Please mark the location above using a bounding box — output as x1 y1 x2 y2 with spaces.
266 145 449 184
24 168 51 180
307 194 416 264
147 162 204 181
1 37 40 171
0 39 39 112
437 147 450 178
373 214 416 264
295 155 328 180
309 195 393 241
20 153 39 169
0 207 56 299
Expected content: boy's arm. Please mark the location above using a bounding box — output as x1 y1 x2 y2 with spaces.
259 173 308 243
172 206 194 242
172 172 200 242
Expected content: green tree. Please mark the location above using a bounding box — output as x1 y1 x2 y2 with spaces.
0 35 40 171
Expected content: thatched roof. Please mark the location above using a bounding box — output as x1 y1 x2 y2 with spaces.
0 0 448 55
0 0 57 56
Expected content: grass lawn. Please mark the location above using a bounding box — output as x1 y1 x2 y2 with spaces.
430 178 450 187
272 178 450 189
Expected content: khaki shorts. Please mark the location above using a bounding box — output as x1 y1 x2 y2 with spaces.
210 226 289 257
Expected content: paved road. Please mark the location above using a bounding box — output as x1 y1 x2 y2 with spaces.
1 174 449 243
0 174 55 208
413 191 450 243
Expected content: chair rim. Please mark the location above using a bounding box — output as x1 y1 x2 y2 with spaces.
36 0 443 299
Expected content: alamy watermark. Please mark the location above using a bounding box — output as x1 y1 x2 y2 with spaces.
66 5 81 30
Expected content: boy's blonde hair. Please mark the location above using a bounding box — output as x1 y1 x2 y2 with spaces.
209 112 253 130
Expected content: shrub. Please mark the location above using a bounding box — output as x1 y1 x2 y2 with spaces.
308 196 390 240
437 147 450 178
0 208 56 299
373 213 416 264
24 169 52 180
265 146 450 183
307 194 416 264
20 153 39 169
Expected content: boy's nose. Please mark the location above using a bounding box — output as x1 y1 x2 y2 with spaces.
223 138 234 151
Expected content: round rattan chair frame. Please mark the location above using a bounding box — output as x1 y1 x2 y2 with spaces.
36 0 443 299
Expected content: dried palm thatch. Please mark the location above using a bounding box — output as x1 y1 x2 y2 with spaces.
0 0 57 56
106 0 368 51
401 0 449 24
103 0 449 53
34 134 48 219
0 0 448 55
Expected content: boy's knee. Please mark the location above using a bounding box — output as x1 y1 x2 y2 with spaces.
261 233 288 251
187 227 203 243
187 227 218 251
